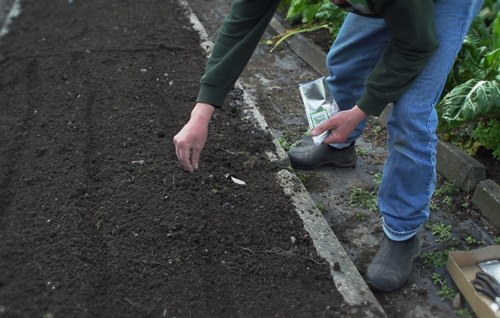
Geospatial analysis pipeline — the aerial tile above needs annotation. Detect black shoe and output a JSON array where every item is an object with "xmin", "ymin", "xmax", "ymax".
[
  {"xmin": 365, "ymin": 235, "xmax": 420, "ymax": 292},
  {"xmin": 287, "ymin": 142, "xmax": 357, "ymax": 170}
]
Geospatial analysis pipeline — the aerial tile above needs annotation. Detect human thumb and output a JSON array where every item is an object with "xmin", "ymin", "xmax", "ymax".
[{"xmin": 311, "ymin": 124, "xmax": 326, "ymax": 136}]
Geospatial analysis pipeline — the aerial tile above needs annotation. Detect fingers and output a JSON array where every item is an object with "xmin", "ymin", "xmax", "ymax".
[
  {"xmin": 312, "ymin": 115, "xmax": 338, "ymax": 137},
  {"xmin": 180, "ymin": 146, "xmax": 194, "ymax": 173},
  {"xmin": 190, "ymin": 145, "xmax": 201, "ymax": 171},
  {"xmin": 311, "ymin": 122, "xmax": 328, "ymax": 137},
  {"xmin": 179, "ymin": 144, "xmax": 194, "ymax": 173},
  {"xmin": 173, "ymin": 136, "xmax": 195, "ymax": 173},
  {"xmin": 323, "ymin": 131, "xmax": 347, "ymax": 145}
]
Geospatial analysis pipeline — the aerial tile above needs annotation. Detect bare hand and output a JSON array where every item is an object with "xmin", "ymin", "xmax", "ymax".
[
  {"xmin": 311, "ymin": 106, "xmax": 367, "ymax": 144},
  {"xmin": 173, "ymin": 103, "xmax": 215, "ymax": 173}
]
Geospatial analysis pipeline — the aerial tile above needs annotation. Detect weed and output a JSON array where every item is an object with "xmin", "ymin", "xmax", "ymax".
[
  {"xmin": 464, "ymin": 235, "xmax": 482, "ymax": 246},
  {"xmin": 373, "ymin": 172, "xmax": 383, "ymax": 186},
  {"xmin": 357, "ymin": 212, "xmax": 368, "ymax": 222},
  {"xmin": 442, "ymin": 196, "xmax": 454, "ymax": 206},
  {"xmin": 356, "ymin": 147, "xmax": 369, "ymax": 157},
  {"xmin": 432, "ymin": 272, "xmax": 457, "ymax": 302},
  {"xmin": 432, "ymin": 181, "xmax": 460, "ymax": 209},
  {"xmin": 427, "ymin": 222, "xmax": 453, "ymax": 242},
  {"xmin": 315, "ymin": 202, "xmax": 327, "ymax": 215},
  {"xmin": 297, "ymin": 173, "xmax": 307, "ymax": 183},
  {"xmin": 495, "ymin": 237, "xmax": 500, "ymax": 244},
  {"xmin": 423, "ymin": 250, "xmax": 451, "ymax": 268},
  {"xmin": 278, "ymin": 136, "xmax": 298, "ymax": 152},
  {"xmin": 432, "ymin": 272, "xmax": 442, "ymax": 285},
  {"xmin": 349, "ymin": 187, "xmax": 378, "ymax": 211},
  {"xmin": 373, "ymin": 124, "xmax": 383, "ymax": 134},
  {"xmin": 349, "ymin": 173, "xmax": 382, "ymax": 212},
  {"xmin": 438, "ymin": 285, "xmax": 457, "ymax": 301},
  {"xmin": 430, "ymin": 199, "xmax": 438, "ymax": 210},
  {"xmin": 455, "ymin": 308, "xmax": 474, "ymax": 318},
  {"xmin": 297, "ymin": 172, "xmax": 319, "ymax": 186},
  {"xmin": 434, "ymin": 181, "xmax": 460, "ymax": 197}
]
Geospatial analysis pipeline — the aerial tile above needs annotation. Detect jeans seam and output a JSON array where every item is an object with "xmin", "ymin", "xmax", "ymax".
[{"xmin": 424, "ymin": 0, "xmax": 473, "ymax": 210}]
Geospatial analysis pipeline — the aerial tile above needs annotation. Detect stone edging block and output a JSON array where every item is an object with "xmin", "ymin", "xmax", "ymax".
[
  {"xmin": 437, "ymin": 140, "xmax": 486, "ymax": 192},
  {"xmin": 473, "ymin": 180, "xmax": 500, "ymax": 229}
]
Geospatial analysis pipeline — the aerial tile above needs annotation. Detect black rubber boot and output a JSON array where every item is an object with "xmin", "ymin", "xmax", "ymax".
[
  {"xmin": 287, "ymin": 142, "xmax": 357, "ymax": 170},
  {"xmin": 364, "ymin": 235, "xmax": 420, "ymax": 292}
]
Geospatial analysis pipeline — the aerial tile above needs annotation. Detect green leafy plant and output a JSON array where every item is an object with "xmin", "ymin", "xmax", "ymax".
[
  {"xmin": 349, "ymin": 187, "xmax": 378, "ymax": 211},
  {"xmin": 278, "ymin": 136, "xmax": 298, "ymax": 151},
  {"xmin": 473, "ymin": 119, "xmax": 500, "ymax": 158},
  {"xmin": 349, "ymin": 174, "xmax": 382, "ymax": 211},
  {"xmin": 423, "ymin": 250, "xmax": 450, "ymax": 268},
  {"xmin": 315, "ymin": 201, "xmax": 327, "ymax": 214},
  {"xmin": 438, "ymin": 9, "xmax": 500, "ymax": 159},
  {"xmin": 434, "ymin": 181, "xmax": 460, "ymax": 196},
  {"xmin": 438, "ymin": 285, "xmax": 457, "ymax": 302},
  {"xmin": 465, "ymin": 235, "xmax": 483, "ymax": 246},
  {"xmin": 432, "ymin": 180, "xmax": 460, "ymax": 208},
  {"xmin": 357, "ymin": 212, "xmax": 368, "ymax": 221},
  {"xmin": 432, "ymin": 272, "xmax": 457, "ymax": 301},
  {"xmin": 427, "ymin": 223, "xmax": 453, "ymax": 242},
  {"xmin": 456, "ymin": 308, "xmax": 474, "ymax": 318},
  {"xmin": 268, "ymin": 0, "xmax": 346, "ymax": 52}
]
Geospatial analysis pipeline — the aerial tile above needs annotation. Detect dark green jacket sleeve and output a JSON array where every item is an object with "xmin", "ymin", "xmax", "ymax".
[
  {"xmin": 197, "ymin": 0, "xmax": 281, "ymax": 107},
  {"xmin": 358, "ymin": 0, "xmax": 439, "ymax": 116}
]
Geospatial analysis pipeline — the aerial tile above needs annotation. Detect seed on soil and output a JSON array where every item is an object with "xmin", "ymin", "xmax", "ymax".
[{"xmin": 290, "ymin": 236, "xmax": 296, "ymax": 244}]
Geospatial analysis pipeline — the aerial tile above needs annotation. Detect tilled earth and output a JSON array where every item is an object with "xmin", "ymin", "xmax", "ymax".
[{"xmin": 0, "ymin": 1, "xmax": 350, "ymax": 317}]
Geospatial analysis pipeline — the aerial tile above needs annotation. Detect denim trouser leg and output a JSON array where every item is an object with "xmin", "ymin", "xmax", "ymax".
[
  {"xmin": 380, "ymin": 0, "xmax": 484, "ymax": 241},
  {"xmin": 325, "ymin": 13, "xmax": 390, "ymax": 148},
  {"xmin": 325, "ymin": 0, "xmax": 484, "ymax": 240}
]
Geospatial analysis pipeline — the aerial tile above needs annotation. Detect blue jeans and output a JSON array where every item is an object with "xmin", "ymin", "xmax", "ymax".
[{"xmin": 325, "ymin": 0, "xmax": 484, "ymax": 241}]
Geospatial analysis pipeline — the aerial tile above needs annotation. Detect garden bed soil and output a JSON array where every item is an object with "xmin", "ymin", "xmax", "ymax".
[{"xmin": 0, "ymin": 1, "xmax": 350, "ymax": 317}]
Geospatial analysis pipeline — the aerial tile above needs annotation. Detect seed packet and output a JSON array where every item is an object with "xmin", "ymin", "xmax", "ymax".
[{"xmin": 299, "ymin": 77, "xmax": 340, "ymax": 145}]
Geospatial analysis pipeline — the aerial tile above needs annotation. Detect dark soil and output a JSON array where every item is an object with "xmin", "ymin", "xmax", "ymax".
[{"xmin": 0, "ymin": 1, "xmax": 346, "ymax": 317}]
